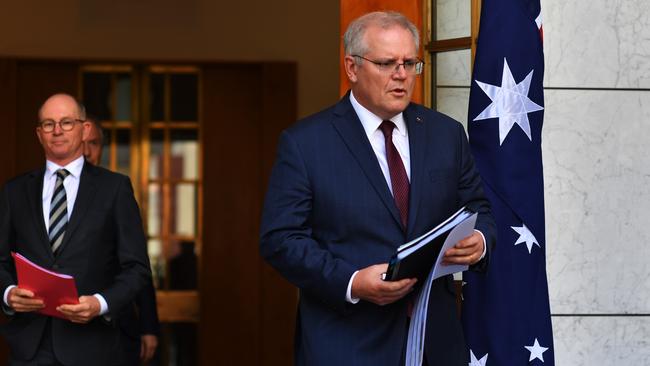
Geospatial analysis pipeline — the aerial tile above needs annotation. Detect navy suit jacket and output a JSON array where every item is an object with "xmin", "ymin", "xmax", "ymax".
[
  {"xmin": 118, "ymin": 280, "xmax": 160, "ymax": 365},
  {"xmin": 0, "ymin": 162, "xmax": 151, "ymax": 366},
  {"xmin": 260, "ymin": 94, "xmax": 496, "ymax": 366}
]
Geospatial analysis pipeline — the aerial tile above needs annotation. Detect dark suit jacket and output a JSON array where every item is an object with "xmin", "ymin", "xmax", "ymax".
[
  {"xmin": 118, "ymin": 281, "xmax": 160, "ymax": 366},
  {"xmin": 260, "ymin": 94, "xmax": 496, "ymax": 366},
  {"xmin": 0, "ymin": 162, "xmax": 151, "ymax": 366}
]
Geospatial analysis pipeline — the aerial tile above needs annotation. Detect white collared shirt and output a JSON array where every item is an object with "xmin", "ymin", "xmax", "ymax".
[
  {"xmin": 349, "ymin": 91, "xmax": 411, "ymax": 193},
  {"xmin": 42, "ymin": 155, "xmax": 85, "ymax": 227}
]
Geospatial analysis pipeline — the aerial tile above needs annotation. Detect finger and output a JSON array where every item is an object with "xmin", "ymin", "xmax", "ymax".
[
  {"xmin": 446, "ymin": 243, "xmax": 480, "ymax": 257},
  {"xmin": 12, "ymin": 288, "xmax": 36, "ymax": 298},
  {"xmin": 11, "ymin": 296, "xmax": 44, "ymax": 306},
  {"xmin": 11, "ymin": 304, "xmax": 44, "ymax": 312},
  {"xmin": 140, "ymin": 342, "xmax": 146, "ymax": 360},
  {"xmin": 59, "ymin": 303, "xmax": 89, "ymax": 313},
  {"xmin": 378, "ymin": 278, "xmax": 416, "ymax": 294},
  {"xmin": 145, "ymin": 346, "xmax": 155, "ymax": 361}
]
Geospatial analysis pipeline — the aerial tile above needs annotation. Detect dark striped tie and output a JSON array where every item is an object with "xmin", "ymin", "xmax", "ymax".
[
  {"xmin": 49, "ymin": 169, "xmax": 70, "ymax": 254},
  {"xmin": 379, "ymin": 121, "xmax": 410, "ymax": 230}
]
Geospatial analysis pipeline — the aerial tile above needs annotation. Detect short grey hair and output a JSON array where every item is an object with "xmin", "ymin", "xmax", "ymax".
[{"xmin": 343, "ymin": 11, "xmax": 420, "ymax": 62}]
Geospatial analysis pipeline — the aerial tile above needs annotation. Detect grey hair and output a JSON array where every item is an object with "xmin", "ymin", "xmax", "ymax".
[{"xmin": 343, "ymin": 11, "xmax": 420, "ymax": 63}]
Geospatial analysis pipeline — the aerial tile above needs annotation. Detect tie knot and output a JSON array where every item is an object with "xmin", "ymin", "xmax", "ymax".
[
  {"xmin": 56, "ymin": 169, "xmax": 70, "ymax": 180},
  {"xmin": 379, "ymin": 120, "xmax": 396, "ymax": 139}
]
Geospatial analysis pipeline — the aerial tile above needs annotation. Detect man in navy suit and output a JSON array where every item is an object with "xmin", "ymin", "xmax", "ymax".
[
  {"xmin": 260, "ymin": 11, "xmax": 496, "ymax": 366},
  {"xmin": 0, "ymin": 94, "xmax": 150, "ymax": 365}
]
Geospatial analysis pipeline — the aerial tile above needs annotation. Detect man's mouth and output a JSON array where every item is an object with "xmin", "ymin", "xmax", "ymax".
[{"xmin": 390, "ymin": 88, "xmax": 406, "ymax": 97}]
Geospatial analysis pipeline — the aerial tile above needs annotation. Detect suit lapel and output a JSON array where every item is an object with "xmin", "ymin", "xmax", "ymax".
[
  {"xmin": 404, "ymin": 105, "xmax": 426, "ymax": 239},
  {"xmin": 56, "ymin": 162, "xmax": 98, "ymax": 255},
  {"xmin": 26, "ymin": 168, "xmax": 52, "ymax": 257},
  {"xmin": 330, "ymin": 95, "xmax": 403, "ymax": 229}
]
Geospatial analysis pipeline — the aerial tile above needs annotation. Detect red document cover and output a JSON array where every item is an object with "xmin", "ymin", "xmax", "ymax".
[{"xmin": 11, "ymin": 252, "xmax": 79, "ymax": 319}]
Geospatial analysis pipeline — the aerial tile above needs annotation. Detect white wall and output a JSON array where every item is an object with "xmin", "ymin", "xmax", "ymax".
[{"xmin": 543, "ymin": 0, "xmax": 650, "ymax": 364}]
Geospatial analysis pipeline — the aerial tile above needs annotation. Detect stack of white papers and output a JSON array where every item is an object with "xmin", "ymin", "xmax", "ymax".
[{"xmin": 404, "ymin": 212, "xmax": 478, "ymax": 366}]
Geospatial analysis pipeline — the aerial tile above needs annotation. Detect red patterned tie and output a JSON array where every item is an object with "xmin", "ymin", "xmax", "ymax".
[{"xmin": 379, "ymin": 121, "xmax": 409, "ymax": 230}]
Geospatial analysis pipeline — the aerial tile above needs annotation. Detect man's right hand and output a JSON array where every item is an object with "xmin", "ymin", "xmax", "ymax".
[
  {"xmin": 351, "ymin": 263, "xmax": 417, "ymax": 306},
  {"xmin": 7, "ymin": 287, "xmax": 44, "ymax": 312}
]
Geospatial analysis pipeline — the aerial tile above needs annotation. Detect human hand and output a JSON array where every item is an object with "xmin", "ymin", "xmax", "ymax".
[
  {"xmin": 56, "ymin": 295, "xmax": 101, "ymax": 323},
  {"xmin": 140, "ymin": 334, "xmax": 158, "ymax": 362},
  {"xmin": 443, "ymin": 231, "xmax": 484, "ymax": 265},
  {"xmin": 351, "ymin": 263, "xmax": 417, "ymax": 306},
  {"xmin": 7, "ymin": 287, "xmax": 44, "ymax": 312}
]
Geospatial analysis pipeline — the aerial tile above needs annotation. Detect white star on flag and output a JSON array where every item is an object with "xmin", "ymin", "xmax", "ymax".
[
  {"xmin": 469, "ymin": 349, "xmax": 488, "ymax": 366},
  {"xmin": 525, "ymin": 338, "xmax": 549, "ymax": 362},
  {"xmin": 473, "ymin": 58, "xmax": 544, "ymax": 145},
  {"xmin": 511, "ymin": 223, "xmax": 540, "ymax": 254}
]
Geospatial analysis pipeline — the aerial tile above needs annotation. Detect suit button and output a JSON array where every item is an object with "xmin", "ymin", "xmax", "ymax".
[{"xmin": 52, "ymin": 264, "xmax": 60, "ymax": 270}]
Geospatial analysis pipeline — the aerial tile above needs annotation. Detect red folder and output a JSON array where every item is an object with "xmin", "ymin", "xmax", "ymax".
[{"xmin": 11, "ymin": 252, "xmax": 79, "ymax": 319}]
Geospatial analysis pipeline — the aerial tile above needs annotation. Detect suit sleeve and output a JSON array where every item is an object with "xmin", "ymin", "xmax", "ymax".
[
  {"xmin": 0, "ymin": 184, "xmax": 16, "ymax": 297},
  {"xmin": 455, "ymin": 124, "xmax": 497, "ymax": 272},
  {"xmin": 101, "ymin": 176, "xmax": 152, "ymax": 315},
  {"xmin": 260, "ymin": 131, "xmax": 356, "ymax": 313},
  {"xmin": 137, "ymin": 279, "xmax": 160, "ymax": 336}
]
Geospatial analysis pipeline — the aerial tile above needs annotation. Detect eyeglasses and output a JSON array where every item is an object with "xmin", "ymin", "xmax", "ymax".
[
  {"xmin": 38, "ymin": 118, "xmax": 84, "ymax": 133},
  {"xmin": 352, "ymin": 55, "xmax": 425, "ymax": 75}
]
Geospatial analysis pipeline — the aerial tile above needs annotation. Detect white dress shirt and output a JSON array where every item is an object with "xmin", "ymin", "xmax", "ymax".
[{"xmin": 4, "ymin": 155, "xmax": 109, "ymax": 315}]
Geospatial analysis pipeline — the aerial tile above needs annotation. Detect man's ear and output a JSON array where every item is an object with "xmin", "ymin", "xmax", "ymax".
[
  {"xmin": 344, "ymin": 55, "xmax": 359, "ymax": 84},
  {"xmin": 35, "ymin": 128, "xmax": 43, "ymax": 145},
  {"xmin": 81, "ymin": 121, "xmax": 91, "ymax": 142}
]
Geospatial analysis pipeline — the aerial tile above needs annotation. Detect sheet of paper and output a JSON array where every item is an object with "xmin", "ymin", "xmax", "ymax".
[{"xmin": 430, "ymin": 212, "xmax": 477, "ymax": 280}]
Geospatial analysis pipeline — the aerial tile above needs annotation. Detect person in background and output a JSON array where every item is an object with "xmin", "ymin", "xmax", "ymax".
[{"xmin": 84, "ymin": 117, "xmax": 160, "ymax": 365}]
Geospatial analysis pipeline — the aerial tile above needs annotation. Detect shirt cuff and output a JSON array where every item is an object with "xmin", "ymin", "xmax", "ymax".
[
  {"xmin": 93, "ymin": 294, "xmax": 109, "ymax": 316},
  {"xmin": 3, "ymin": 285, "xmax": 16, "ymax": 307},
  {"xmin": 346, "ymin": 270, "xmax": 360, "ymax": 304},
  {"xmin": 475, "ymin": 229, "xmax": 487, "ymax": 260}
]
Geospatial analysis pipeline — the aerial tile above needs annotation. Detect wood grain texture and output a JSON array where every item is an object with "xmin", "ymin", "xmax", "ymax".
[{"xmin": 339, "ymin": 0, "xmax": 424, "ymax": 104}]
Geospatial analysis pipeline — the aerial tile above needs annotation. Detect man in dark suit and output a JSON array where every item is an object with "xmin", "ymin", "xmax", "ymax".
[
  {"xmin": 84, "ymin": 117, "xmax": 160, "ymax": 365},
  {"xmin": 260, "ymin": 11, "xmax": 496, "ymax": 366},
  {"xmin": 0, "ymin": 93, "xmax": 151, "ymax": 365}
]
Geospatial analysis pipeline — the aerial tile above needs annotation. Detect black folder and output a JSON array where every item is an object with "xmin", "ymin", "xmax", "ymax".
[{"xmin": 384, "ymin": 207, "xmax": 475, "ymax": 281}]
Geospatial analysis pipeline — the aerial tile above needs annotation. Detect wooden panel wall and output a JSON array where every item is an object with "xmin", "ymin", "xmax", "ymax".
[
  {"xmin": 0, "ymin": 59, "xmax": 79, "ymax": 365},
  {"xmin": 0, "ymin": 60, "xmax": 17, "ymax": 186},
  {"xmin": 339, "ymin": 0, "xmax": 424, "ymax": 103},
  {"xmin": 200, "ymin": 62, "xmax": 297, "ymax": 366}
]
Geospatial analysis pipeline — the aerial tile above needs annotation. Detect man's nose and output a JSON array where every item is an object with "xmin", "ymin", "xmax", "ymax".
[{"xmin": 392, "ymin": 64, "xmax": 408, "ymax": 79}]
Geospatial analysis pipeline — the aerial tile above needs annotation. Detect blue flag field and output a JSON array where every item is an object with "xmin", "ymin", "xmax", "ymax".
[{"xmin": 462, "ymin": 0, "xmax": 554, "ymax": 365}]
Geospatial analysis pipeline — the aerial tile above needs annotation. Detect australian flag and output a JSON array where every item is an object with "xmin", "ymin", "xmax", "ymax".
[{"xmin": 462, "ymin": 0, "xmax": 554, "ymax": 365}]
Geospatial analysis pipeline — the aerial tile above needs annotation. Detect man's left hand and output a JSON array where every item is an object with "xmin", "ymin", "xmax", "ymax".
[
  {"xmin": 56, "ymin": 295, "xmax": 101, "ymax": 323},
  {"xmin": 140, "ymin": 334, "xmax": 158, "ymax": 362},
  {"xmin": 443, "ymin": 231, "xmax": 484, "ymax": 265}
]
